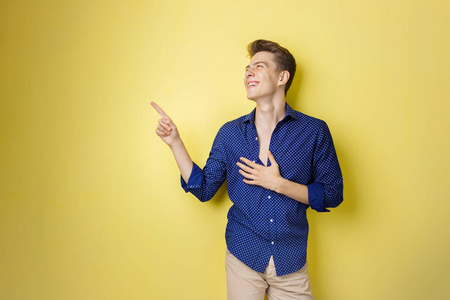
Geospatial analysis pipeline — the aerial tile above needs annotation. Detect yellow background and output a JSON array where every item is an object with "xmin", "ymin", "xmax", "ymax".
[{"xmin": 1, "ymin": 1, "xmax": 449, "ymax": 299}]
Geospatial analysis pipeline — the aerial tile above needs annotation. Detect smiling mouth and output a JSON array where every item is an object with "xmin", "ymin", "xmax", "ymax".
[{"xmin": 247, "ymin": 81, "xmax": 260, "ymax": 87}]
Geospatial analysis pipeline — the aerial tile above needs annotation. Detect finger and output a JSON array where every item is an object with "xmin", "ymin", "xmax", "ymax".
[
  {"xmin": 157, "ymin": 125, "xmax": 171, "ymax": 136},
  {"xmin": 236, "ymin": 162, "xmax": 254, "ymax": 173},
  {"xmin": 161, "ymin": 117, "xmax": 176, "ymax": 129},
  {"xmin": 240, "ymin": 157, "xmax": 259, "ymax": 168},
  {"xmin": 268, "ymin": 151, "xmax": 278, "ymax": 166},
  {"xmin": 243, "ymin": 179, "xmax": 257, "ymax": 185},
  {"xmin": 151, "ymin": 102, "xmax": 170, "ymax": 118},
  {"xmin": 156, "ymin": 128, "xmax": 170, "ymax": 137},
  {"xmin": 239, "ymin": 169, "xmax": 255, "ymax": 180},
  {"xmin": 157, "ymin": 124, "xmax": 170, "ymax": 133},
  {"xmin": 158, "ymin": 119, "xmax": 172, "ymax": 131}
]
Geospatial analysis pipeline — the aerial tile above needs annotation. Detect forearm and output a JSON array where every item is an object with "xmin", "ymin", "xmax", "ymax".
[
  {"xmin": 151, "ymin": 101, "xmax": 193, "ymax": 182},
  {"xmin": 275, "ymin": 178, "xmax": 309, "ymax": 205},
  {"xmin": 169, "ymin": 139, "xmax": 193, "ymax": 184}
]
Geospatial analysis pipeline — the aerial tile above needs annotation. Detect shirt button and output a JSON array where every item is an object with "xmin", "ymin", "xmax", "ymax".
[
  {"xmin": 268, "ymin": 196, "xmax": 271, "ymax": 199},
  {"xmin": 255, "ymin": 137, "xmax": 258, "ymax": 140},
  {"xmin": 270, "ymin": 219, "xmax": 274, "ymax": 222},
  {"xmin": 271, "ymin": 241, "xmax": 274, "ymax": 245}
]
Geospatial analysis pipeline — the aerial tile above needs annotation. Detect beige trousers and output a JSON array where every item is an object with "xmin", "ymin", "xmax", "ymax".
[{"xmin": 225, "ymin": 248, "xmax": 314, "ymax": 300}]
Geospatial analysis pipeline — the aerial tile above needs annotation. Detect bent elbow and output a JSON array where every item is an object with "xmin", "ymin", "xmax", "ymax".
[
  {"xmin": 327, "ymin": 194, "xmax": 343, "ymax": 208},
  {"xmin": 324, "ymin": 184, "xmax": 343, "ymax": 208}
]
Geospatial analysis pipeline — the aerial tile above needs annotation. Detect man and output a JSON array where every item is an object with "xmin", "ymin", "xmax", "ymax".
[{"xmin": 151, "ymin": 39, "xmax": 343, "ymax": 300}]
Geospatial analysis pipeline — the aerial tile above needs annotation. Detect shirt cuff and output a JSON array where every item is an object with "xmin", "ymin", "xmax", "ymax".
[
  {"xmin": 181, "ymin": 162, "xmax": 204, "ymax": 192},
  {"xmin": 308, "ymin": 182, "xmax": 330, "ymax": 212}
]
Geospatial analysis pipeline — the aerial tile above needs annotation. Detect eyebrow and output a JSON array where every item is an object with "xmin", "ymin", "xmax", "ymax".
[{"xmin": 245, "ymin": 61, "xmax": 268, "ymax": 70}]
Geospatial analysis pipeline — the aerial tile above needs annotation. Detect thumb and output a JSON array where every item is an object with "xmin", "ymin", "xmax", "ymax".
[
  {"xmin": 160, "ymin": 116, "xmax": 176, "ymax": 127},
  {"xmin": 268, "ymin": 151, "xmax": 278, "ymax": 166},
  {"xmin": 166, "ymin": 117, "xmax": 176, "ymax": 128}
]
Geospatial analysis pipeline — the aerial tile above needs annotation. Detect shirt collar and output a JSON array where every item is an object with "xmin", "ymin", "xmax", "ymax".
[{"xmin": 243, "ymin": 102, "xmax": 299, "ymax": 125}]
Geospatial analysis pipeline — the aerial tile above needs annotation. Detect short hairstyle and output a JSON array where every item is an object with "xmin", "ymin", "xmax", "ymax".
[{"xmin": 247, "ymin": 39, "xmax": 296, "ymax": 95}]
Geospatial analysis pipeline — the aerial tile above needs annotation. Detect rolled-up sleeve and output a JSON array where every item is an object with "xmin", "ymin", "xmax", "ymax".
[
  {"xmin": 308, "ymin": 121, "xmax": 343, "ymax": 212},
  {"xmin": 180, "ymin": 127, "xmax": 227, "ymax": 202},
  {"xmin": 181, "ymin": 162, "xmax": 204, "ymax": 192}
]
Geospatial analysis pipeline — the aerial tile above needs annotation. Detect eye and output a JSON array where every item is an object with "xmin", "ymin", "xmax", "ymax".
[{"xmin": 257, "ymin": 64, "xmax": 263, "ymax": 68}]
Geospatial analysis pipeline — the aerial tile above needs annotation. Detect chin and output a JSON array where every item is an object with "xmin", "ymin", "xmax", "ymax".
[{"xmin": 246, "ymin": 92, "xmax": 257, "ymax": 101}]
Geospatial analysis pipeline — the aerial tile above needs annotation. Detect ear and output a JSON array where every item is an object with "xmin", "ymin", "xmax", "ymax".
[{"xmin": 278, "ymin": 71, "xmax": 290, "ymax": 86}]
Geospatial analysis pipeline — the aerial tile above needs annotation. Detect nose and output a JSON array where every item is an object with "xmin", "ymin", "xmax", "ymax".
[{"xmin": 245, "ymin": 67, "xmax": 255, "ymax": 78}]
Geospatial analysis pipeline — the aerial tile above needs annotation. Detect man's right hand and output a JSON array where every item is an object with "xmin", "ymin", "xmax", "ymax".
[
  {"xmin": 150, "ymin": 101, "xmax": 193, "ymax": 184},
  {"xmin": 151, "ymin": 102, "xmax": 181, "ymax": 147}
]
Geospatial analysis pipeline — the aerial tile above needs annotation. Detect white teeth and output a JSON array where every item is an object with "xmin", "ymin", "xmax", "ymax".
[{"xmin": 248, "ymin": 82, "xmax": 258, "ymax": 87}]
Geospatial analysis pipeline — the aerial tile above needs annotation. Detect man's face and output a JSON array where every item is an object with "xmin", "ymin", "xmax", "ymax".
[{"xmin": 244, "ymin": 51, "xmax": 283, "ymax": 101}]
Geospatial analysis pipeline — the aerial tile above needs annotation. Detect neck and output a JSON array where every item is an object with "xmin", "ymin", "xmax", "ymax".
[{"xmin": 254, "ymin": 96, "xmax": 286, "ymax": 129}]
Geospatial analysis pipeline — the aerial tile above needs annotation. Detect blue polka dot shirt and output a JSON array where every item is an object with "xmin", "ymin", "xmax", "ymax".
[{"xmin": 181, "ymin": 103, "xmax": 343, "ymax": 276}]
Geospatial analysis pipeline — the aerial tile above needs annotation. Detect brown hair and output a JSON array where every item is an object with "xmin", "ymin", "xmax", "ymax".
[{"xmin": 247, "ymin": 39, "xmax": 296, "ymax": 95}]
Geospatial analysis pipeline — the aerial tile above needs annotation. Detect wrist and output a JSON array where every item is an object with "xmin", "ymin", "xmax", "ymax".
[
  {"xmin": 274, "ymin": 176, "xmax": 285, "ymax": 193},
  {"xmin": 168, "ymin": 138, "xmax": 183, "ymax": 149}
]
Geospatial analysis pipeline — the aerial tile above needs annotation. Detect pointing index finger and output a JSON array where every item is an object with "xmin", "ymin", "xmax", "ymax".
[{"xmin": 151, "ymin": 101, "xmax": 170, "ymax": 118}]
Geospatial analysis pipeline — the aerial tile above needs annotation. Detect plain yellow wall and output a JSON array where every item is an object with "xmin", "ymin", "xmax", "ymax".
[{"xmin": 1, "ymin": 1, "xmax": 449, "ymax": 299}]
